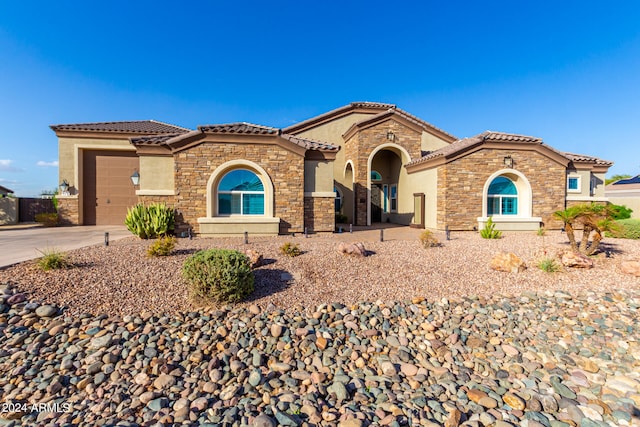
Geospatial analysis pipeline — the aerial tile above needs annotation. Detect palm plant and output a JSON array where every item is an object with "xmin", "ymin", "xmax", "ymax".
[{"xmin": 554, "ymin": 203, "xmax": 617, "ymax": 255}]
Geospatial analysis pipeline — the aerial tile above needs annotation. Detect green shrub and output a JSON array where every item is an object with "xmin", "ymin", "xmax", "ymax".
[
  {"xmin": 125, "ymin": 203, "xmax": 175, "ymax": 239},
  {"xmin": 335, "ymin": 213, "xmax": 348, "ymax": 224},
  {"xmin": 35, "ymin": 212, "xmax": 59, "ymax": 227},
  {"xmin": 609, "ymin": 219, "xmax": 640, "ymax": 239},
  {"xmin": 147, "ymin": 236, "xmax": 176, "ymax": 257},
  {"xmin": 419, "ymin": 230, "xmax": 440, "ymax": 248},
  {"xmin": 280, "ymin": 242, "xmax": 302, "ymax": 257},
  {"xmin": 183, "ymin": 249, "xmax": 254, "ymax": 304},
  {"xmin": 480, "ymin": 217, "xmax": 502, "ymax": 239},
  {"xmin": 537, "ymin": 227, "xmax": 546, "ymax": 236},
  {"xmin": 37, "ymin": 247, "xmax": 70, "ymax": 271},
  {"xmin": 537, "ymin": 257, "xmax": 561, "ymax": 273},
  {"xmin": 609, "ymin": 204, "xmax": 633, "ymax": 220}
]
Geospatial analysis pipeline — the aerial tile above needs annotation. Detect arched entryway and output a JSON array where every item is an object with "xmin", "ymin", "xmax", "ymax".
[{"xmin": 367, "ymin": 144, "xmax": 411, "ymax": 225}]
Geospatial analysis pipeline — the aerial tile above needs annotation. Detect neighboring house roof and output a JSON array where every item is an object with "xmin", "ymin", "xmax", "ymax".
[
  {"xmin": 198, "ymin": 122, "xmax": 279, "ymax": 135},
  {"xmin": 611, "ymin": 175, "xmax": 640, "ymax": 185},
  {"xmin": 0, "ymin": 185, "xmax": 14, "ymax": 194},
  {"xmin": 50, "ymin": 120, "xmax": 190, "ymax": 135}
]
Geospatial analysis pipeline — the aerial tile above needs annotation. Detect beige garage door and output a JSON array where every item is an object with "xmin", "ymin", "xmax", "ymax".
[{"xmin": 83, "ymin": 150, "xmax": 139, "ymax": 225}]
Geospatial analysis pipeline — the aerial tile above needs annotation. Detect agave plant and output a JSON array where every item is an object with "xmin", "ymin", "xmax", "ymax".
[{"xmin": 125, "ymin": 203, "xmax": 175, "ymax": 239}]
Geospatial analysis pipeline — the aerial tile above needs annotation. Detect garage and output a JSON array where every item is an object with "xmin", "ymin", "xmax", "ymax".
[{"xmin": 83, "ymin": 150, "xmax": 139, "ymax": 225}]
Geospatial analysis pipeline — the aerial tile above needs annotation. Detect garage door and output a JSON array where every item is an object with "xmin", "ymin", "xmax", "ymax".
[{"xmin": 83, "ymin": 150, "xmax": 139, "ymax": 225}]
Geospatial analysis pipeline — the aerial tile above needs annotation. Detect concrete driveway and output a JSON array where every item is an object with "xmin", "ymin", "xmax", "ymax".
[{"xmin": 0, "ymin": 225, "xmax": 131, "ymax": 268}]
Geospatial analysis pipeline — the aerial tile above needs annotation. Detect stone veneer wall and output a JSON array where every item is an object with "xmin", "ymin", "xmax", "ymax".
[
  {"xmin": 173, "ymin": 142, "xmax": 305, "ymax": 235},
  {"xmin": 57, "ymin": 197, "xmax": 79, "ymax": 225},
  {"xmin": 438, "ymin": 149, "xmax": 566, "ymax": 230},
  {"xmin": 345, "ymin": 120, "xmax": 423, "ymax": 225},
  {"xmin": 304, "ymin": 196, "xmax": 335, "ymax": 233}
]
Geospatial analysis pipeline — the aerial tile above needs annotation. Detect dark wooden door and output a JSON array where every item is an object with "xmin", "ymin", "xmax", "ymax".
[{"xmin": 83, "ymin": 150, "xmax": 139, "ymax": 225}]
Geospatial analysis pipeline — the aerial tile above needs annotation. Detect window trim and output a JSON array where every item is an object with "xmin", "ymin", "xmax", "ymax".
[
  {"xmin": 217, "ymin": 169, "xmax": 265, "ymax": 216},
  {"xmin": 334, "ymin": 186, "xmax": 343, "ymax": 212},
  {"xmin": 371, "ymin": 170, "xmax": 382, "ymax": 182},
  {"xmin": 382, "ymin": 184, "xmax": 389, "ymax": 213},
  {"xmin": 487, "ymin": 176, "xmax": 518, "ymax": 216},
  {"xmin": 567, "ymin": 175, "xmax": 581, "ymax": 193}
]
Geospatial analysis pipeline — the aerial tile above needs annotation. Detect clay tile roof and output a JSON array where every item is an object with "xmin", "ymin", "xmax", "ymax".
[
  {"xmin": 358, "ymin": 107, "xmax": 458, "ymax": 141},
  {"xmin": 198, "ymin": 122, "xmax": 279, "ymax": 134},
  {"xmin": 280, "ymin": 134, "xmax": 340, "ymax": 152},
  {"xmin": 50, "ymin": 120, "xmax": 190, "ymax": 134},
  {"xmin": 564, "ymin": 152, "xmax": 613, "ymax": 166},
  {"xmin": 406, "ymin": 131, "xmax": 544, "ymax": 167},
  {"xmin": 350, "ymin": 101, "xmax": 396, "ymax": 109},
  {"xmin": 130, "ymin": 134, "xmax": 182, "ymax": 145}
]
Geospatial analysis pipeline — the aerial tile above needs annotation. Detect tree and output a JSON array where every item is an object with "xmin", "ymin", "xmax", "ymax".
[
  {"xmin": 554, "ymin": 203, "xmax": 618, "ymax": 255},
  {"xmin": 605, "ymin": 174, "xmax": 632, "ymax": 185}
]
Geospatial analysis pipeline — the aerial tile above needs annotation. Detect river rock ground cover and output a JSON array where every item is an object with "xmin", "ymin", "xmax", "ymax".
[{"xmin": 0, "ymin": 231, "xmax": 639, "ymax": 426}]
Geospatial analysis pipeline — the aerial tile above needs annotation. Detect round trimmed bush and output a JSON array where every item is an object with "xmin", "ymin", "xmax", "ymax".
[{"xmin": 182, "ymin": 249, "xmax": 254, "ymax": 304}]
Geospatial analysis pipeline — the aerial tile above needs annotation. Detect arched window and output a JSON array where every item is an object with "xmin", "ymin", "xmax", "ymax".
[
  {"xmin": 217, "ymin": 169, "xmax": 265, "ymax": 215},
  {"xmin": 487, "ymin": 176, "xmax": 517, "ymax": 215},
  {"xmin": 371, "ymin": 170, "xmax": 382, "ymax": 182}
]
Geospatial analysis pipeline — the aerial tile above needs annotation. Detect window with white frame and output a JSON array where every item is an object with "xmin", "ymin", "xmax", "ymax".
[
  {"xmin": 334, "ymin": 186, "xmax": 342, "ymax": 212},
  {"xmin": 217, "ymin": 169, "xmax": 265, "ymax": 215},
  {"xmin": 383, "ymin": 184, "xmax": 388, "ymax": 213},
  {"xmin": 567, "ymin": 175, "xmax": 581, "ymax": 192},
  {"xmin": 487, "ymin": 176, "xmax": 518, "ymax": 215}
]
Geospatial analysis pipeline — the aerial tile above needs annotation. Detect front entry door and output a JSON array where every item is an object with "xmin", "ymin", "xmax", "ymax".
[{"xmin": 371, "ymin": 184, "xmax": 382, "ymax": 222}]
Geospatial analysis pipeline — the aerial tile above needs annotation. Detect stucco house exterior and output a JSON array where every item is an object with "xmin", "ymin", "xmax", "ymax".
[
  {"xmin": 605, "ymin": 175, "xmax": 640, "ymax": 219},
  {"xmin": 52, "ymin": 102, "xmax": 612, "ymax": 236}
]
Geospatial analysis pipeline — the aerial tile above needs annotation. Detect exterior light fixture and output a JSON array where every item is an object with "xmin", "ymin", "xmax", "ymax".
[
  {"xmin": 130, "ymin": 170, "xmax": 140, "ymax": 186},
  {"xmin": 387, "ymin": 131, "xmax": 395, "ymax": 141},
  {"xmin": 504, "ymin": 156, "xmax": 513, "ymax": 168},
  {"xmin": 59, "ymin": 179, "xmax": 69, "ymax": 194}
]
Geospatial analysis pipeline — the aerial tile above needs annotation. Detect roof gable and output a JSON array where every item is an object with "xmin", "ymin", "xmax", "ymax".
[
  {"xmin": 50, "ymin": 120, "xmax": 190, "ymax": 135},
  {"xmin": 406, "ymin": 131, "xmax": 570, "ymax": 172},
  {"xmin": 342, "ymin": 108, "xmax": 457, "ymax": 142},
  {"xmin": 283, "ymin": 102, "xmax": 395, "ymax": 134}
]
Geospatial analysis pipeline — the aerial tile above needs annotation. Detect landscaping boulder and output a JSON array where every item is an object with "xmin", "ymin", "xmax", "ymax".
[
  {"xmin": 620, "ymin": 260, "xmax": 640, "ymax": 277},
  {"xmin": 244, "ymin": 249, "xmax": 263, "ymax": 268},
  {"xmin": 560, "ymin": 250, "xmax": 594, "ymax": 268},
  {"xmin": 337, "ymin": 242, "xmax": 367, "ymax": 257},
  {"xmin": 490, "ymin": 252, "xmax": 526, "ymax": 273}
]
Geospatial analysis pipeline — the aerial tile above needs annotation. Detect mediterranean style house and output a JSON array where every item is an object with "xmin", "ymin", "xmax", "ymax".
[{"xmin": 52, "ymin": 102, "xmax": 612, "ymax": 236}]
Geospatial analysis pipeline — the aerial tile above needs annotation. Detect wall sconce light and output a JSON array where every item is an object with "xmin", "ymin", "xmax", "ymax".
[
  {"xmin": 130, "ymin": 170, "xmax": 140, "ymax": 186},
  {"xmin": 387, "ymin": 131, "xmax": 395, "ymax": 141},
  {"xmin": 59, "ymin": 179, "xmax": 69, "ymax": 193},
  {"xmin": 504, "ymin": 156, "xmax": 513, "ymax": 168}
]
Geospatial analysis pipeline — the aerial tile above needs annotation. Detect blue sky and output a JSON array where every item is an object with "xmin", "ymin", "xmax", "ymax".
[{"xmin": 1, "ymin": 1, "xmax": 639, "ymax": 196}]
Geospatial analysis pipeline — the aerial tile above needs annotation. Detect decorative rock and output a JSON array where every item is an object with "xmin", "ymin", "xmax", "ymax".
[
  {"xmin": 337, "ymin": 242, "xmax": 368, "ymax": 257},
  {"xmin": 620, "ymin": 260, "xmax": 640, "ymax": 276},
  {"xmin": 153, "ymin": 373, "xmax": 176, "ymax": 389},
  {"xmin": 503, "ymin": 392, "xmax": 526, "ymax": 410},
  {"xmin": 490, "ymin": 252, "xmax": 526, "ymax": 273},
  {"xmin": 252, "ymin": 414, "xmax": 277, "ymax": 427},
  {"xmin": 244, "ymin": 249, "xmax": 264, "ymax": 268},
  {"xmin": 35, "ymin": 305, "xmax": 58, "ymax": 317},
  {"xmin": 560, "ymin": 250, "xmax": 594, "ymax": 268}
]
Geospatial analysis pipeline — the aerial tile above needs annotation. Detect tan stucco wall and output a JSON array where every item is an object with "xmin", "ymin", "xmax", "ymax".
[
  {"xmin": 138, "ymin": 156, "xmax": 175, "ymax": 193},
  {"xmin": 58, "ymin": 137, "xmax": 133, "ymax": 196},
  {"xmin": 421, "ymin": 131, "xmax": 451, "ymax": 152},
  {"xmin": 405, "ymin": 167, "xmax": 439, "ymax": 229},
  {"xmin": 607, "ymin": 196, "xmax": 640, "ymax": 219},
  {"xmin": 0, "ymin": 198, "xmax": 18, "ymax": 225},
  {"xmin": 304, "ymin": 160, "xmax": 334, "ymax": 193}
]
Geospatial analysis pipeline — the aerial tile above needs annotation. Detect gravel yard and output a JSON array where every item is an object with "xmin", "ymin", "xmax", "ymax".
[{"xmin": 1, "ymin": 229, "xmax": 639, "ymax": 317}]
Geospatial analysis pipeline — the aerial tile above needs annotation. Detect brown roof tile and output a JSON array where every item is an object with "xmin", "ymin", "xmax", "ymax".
[
  {"xmin": 283, "ymin": 102, "xmax": 395, "ymax": 134},
  {"xmin": 198, "ymin": 122, "xmax": 278, "ymax": 135},
  {"xmin": 348, "ymin": 108, "xmax": 458, "ymax": 141},
  {"xmin": 130, "ymin": 134, "xmax": 182, "ymax": 145},
  {"xmin": 564, "ymin": 152, "xmax": 613, "ymax": 166},
  {"xmin": 280, "ymin": 134, "xmax": 339, "ymax": 152},
  {"xmin": 50, "ymin": 120, "xmax": 190, "ymax": 134},
  {"xmin": 407, "ymin": 131, "xmax": 544, "ymax": 167}
]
